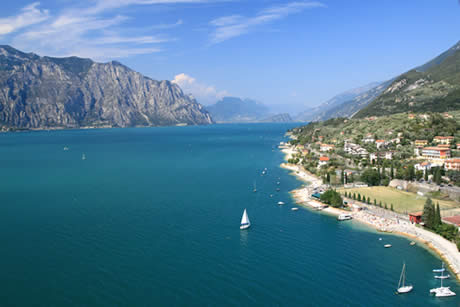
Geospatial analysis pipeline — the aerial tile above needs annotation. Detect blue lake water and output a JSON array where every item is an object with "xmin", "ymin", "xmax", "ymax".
[{"xmin": 0, "ymin": 123, "xmax": 458, "ymax": 306}]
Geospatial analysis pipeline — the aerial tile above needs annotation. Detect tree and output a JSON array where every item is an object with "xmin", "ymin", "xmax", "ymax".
[
  {"xmin": 344, "ymin": 191, "xmax": 348, "ymax": 198},
  {"xmin": 326, "ymin": 172, "xmax": 331, "ymax": 184},
  {"xmin": 422, "ymin": 198, "xmax": 435, "ymax": 229},
  {"xmin": 367, "ymin": 196, "xmax": 371, "ymax": 204},
  {"xmin": 320, "ymin": 189, "xmax": 343, "ymax": 208},
  {"xmin": 353, "ymin": 193, "xmax": 356, "ymax": 200},
  {"xmin": 374, "ymin": 199, "xmax": 377, "ymax": 206},
  {"xmin": 424, "ymin": 169, "xmax": 428, "ymax": 181},
  {"xmin": 344, "ymin": 173, "xmax": 348, "ymax": 184},
  {"xmin": 358, "ymin": 193, "xmax": 361, "ymax": 201},
  {"xmin": 391, "ymin": 204, "xmax": 394, "ymax": 211},
  {"xmin": 434, "ymin": 168, "xmax": 442, "ymax": 185},
  {"xmin": 390, "ymin": 163, "xmax": 394, "ymax": 179},
  {"xmin": 434, "ymin": 203, "xmax": 442, "ymax": 227},
  {"xmin": 361, "ymin": 168, "xmax": 380, "ymax": 186},
  {"xmin": 379, "ymin": 201, "xmax": 382, "ymax": 208},
  {"xmin": 384, "ymin": 203, "xmax": 387, "ymax": 209},
  {"xmin": 341, "ymin": 169, "xmax": 344, "ymax": 184}
]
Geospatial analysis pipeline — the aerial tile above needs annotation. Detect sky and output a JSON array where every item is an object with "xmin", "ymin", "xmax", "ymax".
[{"xmin": 0, "ymin": 0, "xmax": 460, "ymax": 115}]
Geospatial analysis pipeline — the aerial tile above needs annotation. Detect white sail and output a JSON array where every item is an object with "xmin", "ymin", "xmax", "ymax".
[{"xmin": 240, "ymin": 209, "xmax": 250, "ymax": 229}]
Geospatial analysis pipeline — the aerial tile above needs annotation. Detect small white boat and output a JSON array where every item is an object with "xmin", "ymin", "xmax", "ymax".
[
  {"xmin": 270, "ymin": 194, "xmax": 273, "ymax": 198},
  {"xmin": 410, "ymin": 241, "xmax": 416, "ymax": 246},
  {"xmin": 337, "ymin": 214, "xmax": 352, "ymax": 221},
  {"xmin": 379, "ymin": 238, "xmax": 382, "ymax": 241},
  {"xmin": 384, "ymin": 244, "xmax": 392, "ymax": 248},
  {"xmin": 253, "ymin": 181, "xmax": 257, "ymax": 193},
  {"xmin": 81, "ymin": 153, "xmax": 86, "ymax": 160},
  {"xmin": 433, "ymin": 263, "xmax": 446, "ymax": 273},
  {"xmin": 63, "ymin": 146, "xmax": 69, "ymax": 151},
  {"xmin": 435, "ymin": 274, "xmax": 450, "ymax": 279},
  {"xmin": 396, "ymin": 262, "xmax": 413, "ymax": 294},
  {"xmin": 277, "ymin": 182, "xmax": 280, "ymax": 185},
  {"xmin": 291, "ymin": 207, "xmax": 299, "ymax": 211},
  {"xmin": 277, "ymin": 201, "xmax": 285, "ymax": 205},
  {"xmin": 240, "ymin": 209, "xmax": 251, "ymax": 230}
]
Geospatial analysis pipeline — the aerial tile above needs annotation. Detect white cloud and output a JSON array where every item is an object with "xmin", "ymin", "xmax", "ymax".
[
  {"xmin": 3, "ymin": 0, "xmax": 215, "ymax": 60},
  {"xmin": 0, "ymin": 2, "xmax": 49, "ymax": 35},
  {"xmin": 209, "ymin": 1, "xmax": 325, "ymax": 44},
  {"xmin": 172, "ymin": 73, "xmax": 228, "ymax": 104}
]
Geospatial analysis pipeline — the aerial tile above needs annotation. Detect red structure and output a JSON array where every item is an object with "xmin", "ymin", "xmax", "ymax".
[{"xmin": 409, "ymin": 212, "xmax": 423, "ymax": 224}]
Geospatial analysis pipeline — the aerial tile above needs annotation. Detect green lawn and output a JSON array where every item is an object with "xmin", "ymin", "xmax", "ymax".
[{"xmin": 338, "ymin": 186, "xmax": 460, "ymax": 214}]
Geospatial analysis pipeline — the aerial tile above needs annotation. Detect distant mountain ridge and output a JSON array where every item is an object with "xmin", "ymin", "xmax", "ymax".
[
  {"xmin": 0, "ymin": 45, "xmax": 213, "ymax": 130},
  {"xmin": 355, "ymin": 41, "xmax": 460, "ymax": 118},
  {"xmin": 205, "ymin": 97, "xmax": 273, "ymax": 122},
  {"xmin": 296, "ymin": 81, "xmax": 386, "ymax": 122}
]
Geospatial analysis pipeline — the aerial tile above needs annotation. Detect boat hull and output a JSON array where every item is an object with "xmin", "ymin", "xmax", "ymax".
[
  {"xmin": 397, "ymin": 285, "xmax": 413, "ymax": 293},
  {"xmin": 240, "ymin": 224, "xmax": 250, "ymax": 230}
]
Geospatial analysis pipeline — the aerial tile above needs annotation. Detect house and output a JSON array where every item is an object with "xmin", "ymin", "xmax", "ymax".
[
  {"xmin": 433, "ymin": 136, "xmax": 454, "ymax": 145},
  {"xmin": 344, "ymin": 142, "xmax": 368, "ymax": 157},
  {"xmin": 318, "ymin": 136, "xmax": 324, "ymax": 141},
  {"xmin": 320, "ymin": 144, "xmax": 335, "ymax": 152},
  {"xmin": 318, "ymin": 156, "xmax": 330, "ymax": 167},
  {"xmin": 362, "ymin": 134, "xmax": 375, "ymax": 143},
  {"xmin": 408, "ymin": 113, "xmax": 416, "ymax": 119},
  {"xmin": 390, "ymin": 138, "xmax": 401, "ymax": 144},
  {"xmin": 419, "ymin": 114, "xmax": 430, "ymax": 120},
  {"xmin": 369, "ymin": 151, "xmax": 393, "ymax": 161},
  {"xmin": 457, "ymin": 143, "xmax": 460, "ymax": 150},
  {"xmin": 375, "ymin": 140, "xmax": 386, "ymax": 149},
  {"xmin": 397, "ymin": 132, "xmax": 403, "ymax": 138},
  {"xmin": 415, "ymin": 140, "xmax": 428, "ymax": 147},
  {"xmin": 301, "ymin": 149, "xmax": 309, "ymax": 155},
  {"xmin": 421, "ymin": 147, "xmax": 451, "ymax": 161},
  {"xmin": 340, "ymin": 131, "xmax": 345, "ymax": 135},
  {"xmin": 445, "ymin": 159, "xmax": 460, "ymax": 171},
  {"xmin": 409, "ymin": 212, "xmax": 423, "ymax": 224},
  {"xmin": 443, "ymin": 112, "xmax": 453, "ymax": 119},
  {"xmin": 415, "ymin": 161, "xmax": 433, "ymax": 173}
]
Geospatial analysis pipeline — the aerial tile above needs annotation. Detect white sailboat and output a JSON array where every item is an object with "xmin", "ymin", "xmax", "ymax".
[
  {"xmin": 396, "ymin": 262, "xmax": 413, "ymax": 294},
  {"xmin": 253, "ymin": 181, "xmax": 257, "ymax": 193},
  {"xmin": 240, "ymin": 209, "xmax": 251, "ymax": 230},
  {"xmin": 433, "ymin": 262, "xmax": 446, "ymax": 273}
]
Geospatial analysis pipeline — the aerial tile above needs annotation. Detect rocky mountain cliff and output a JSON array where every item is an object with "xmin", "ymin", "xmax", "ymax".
[
  {"xmin": 355, "ymin": 41, "xmax": 460, "ymax": 118},
  {"xmin": 0, "ymin": 45, "xmax": 213, "ymax": 130}
]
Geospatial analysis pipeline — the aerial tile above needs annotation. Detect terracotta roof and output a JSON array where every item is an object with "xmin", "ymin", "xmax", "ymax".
[
  {"xmin": 443, "ymin": 215, "xmax": 460, "ymax": 226},
  {"xmin": 446, "ymin": 159, "xmax": 460, "ymax": 163},
  {"xmin": 409, "ymin": 211, "xmax": 423, "ymax": 217},
  {"xmin": 376, "ymin": 140, "xmax": 385, "ymax": 143},
  {"xmin": 319, "ymin": 156, "xmax": 329, "ymax": 161},
  {"xmin": 434, "ymin": 136, "xmax": 454, "ymax": 139},
  {"xmin": 423, "ymin": 147, "xmax": 450, "ymax": 151}
]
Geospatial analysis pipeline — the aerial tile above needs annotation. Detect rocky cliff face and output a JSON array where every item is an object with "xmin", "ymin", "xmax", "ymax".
[{"xmin": 0, "ymin": 45, "xmax": 213, "ymax": 129}]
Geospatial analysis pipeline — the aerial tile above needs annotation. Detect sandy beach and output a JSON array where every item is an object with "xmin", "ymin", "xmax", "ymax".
[{"xmin": 280, "ymin": 143, "xmax": 460, "ymax": 280}]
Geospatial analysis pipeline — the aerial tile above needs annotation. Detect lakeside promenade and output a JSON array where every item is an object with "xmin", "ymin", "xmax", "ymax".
[{"xmin": 280, "ymin": 145, "xmax": 460, "ymax": 280}]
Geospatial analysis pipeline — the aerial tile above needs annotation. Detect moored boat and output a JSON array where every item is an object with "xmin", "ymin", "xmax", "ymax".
[
  {"xmin": 396, "ymin": 262, "xmax": 413, "ymax": 294},
  {"xmin": 337, "ymin": 214, "xmax": 352, "ymax": 221}
]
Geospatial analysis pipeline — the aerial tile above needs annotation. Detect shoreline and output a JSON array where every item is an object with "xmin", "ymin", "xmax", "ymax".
[{"xmin": 280, "ymin": 143, "xmax": 460, "ymax": 281}]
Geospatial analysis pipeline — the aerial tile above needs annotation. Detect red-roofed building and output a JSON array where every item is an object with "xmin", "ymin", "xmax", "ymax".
[
  {"xmin": 409, "ymin": 212, "xmax": 423, "ymax": 224},
  {"xmin": 445, "ymin": 159, "xmax": 460, "ymax": 171},
  {"xmin": 443, "ymin": 215, "xmax": 460, "ymax": 228},
  {"xmin": 318, "ymin": 156, "xmax": 330, "ymax": 168},
  {"xmin": 457, "ymin": 143, "xmax": 460, "ymax": 150},
  {"xmin": 422, "ymin": 147, "xmax": 451, "ymax": 161}
]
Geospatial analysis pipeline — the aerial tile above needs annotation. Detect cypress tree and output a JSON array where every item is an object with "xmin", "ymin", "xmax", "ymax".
[
  {"xmin": 353, "ymin": 193, "xmax": 356, "ymax": 200},
  {"xmin": 358, "ymin": 194, "xmax": 361, "ymax": 201},
  {"xmin": 326, "ymin": 172, "xmax": 331, "ymax": 184},
  {"xmin": 379, "ymin": 201, "xmax": 382, "ymax": 207},
  {"xmin": 374, "ymin": 199, "xmax": 377, "ymax": 206},
  {"xmin": 435, "ymin": 203, "xmax": 442, "ymax": 227},
  {"xmin": 367, "ymin": 196, "xmax": 370, "ymax": 204},
  {"xmin": 424, "ymin": 169, "xmax": 428, "ymax": 181},
  {"xmin": 422, "ymin": 198, "xmax": 435, "ymax": 229},
  {"xmin": 391, "ymin": 204, "xmax": 394, "ymax": 211},
  {"xmin": 390, "ymin": 163, "xmax": 394, "ymax": 179},
  {"xmin": 341, "ymin": 170, "xmax": 344, "ymax": 184},
  {"xmin": 384, "ymin": 203, "xmax": 387, "ymax": 209}
]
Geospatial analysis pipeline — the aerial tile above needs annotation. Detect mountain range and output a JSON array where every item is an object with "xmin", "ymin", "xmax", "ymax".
[
  {"xmin": 295, "ymin": 82, "xmax": 386, "ymax": 122},
  {"xmin": 0, "ymin": 45, "xmax": 212, "ymax": 130},
  {"xmin": 205, "ymin": 97, "xmax": 292, "ymax": 123},
  {"xmin": 355, "ymin": 41, "xmax": 460, "ymax": 118}
]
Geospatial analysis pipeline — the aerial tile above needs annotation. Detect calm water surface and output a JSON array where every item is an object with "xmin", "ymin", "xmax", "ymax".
[{"xmin": 0, "ymin": 123, "xmax": 458, "ymax": 306}]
